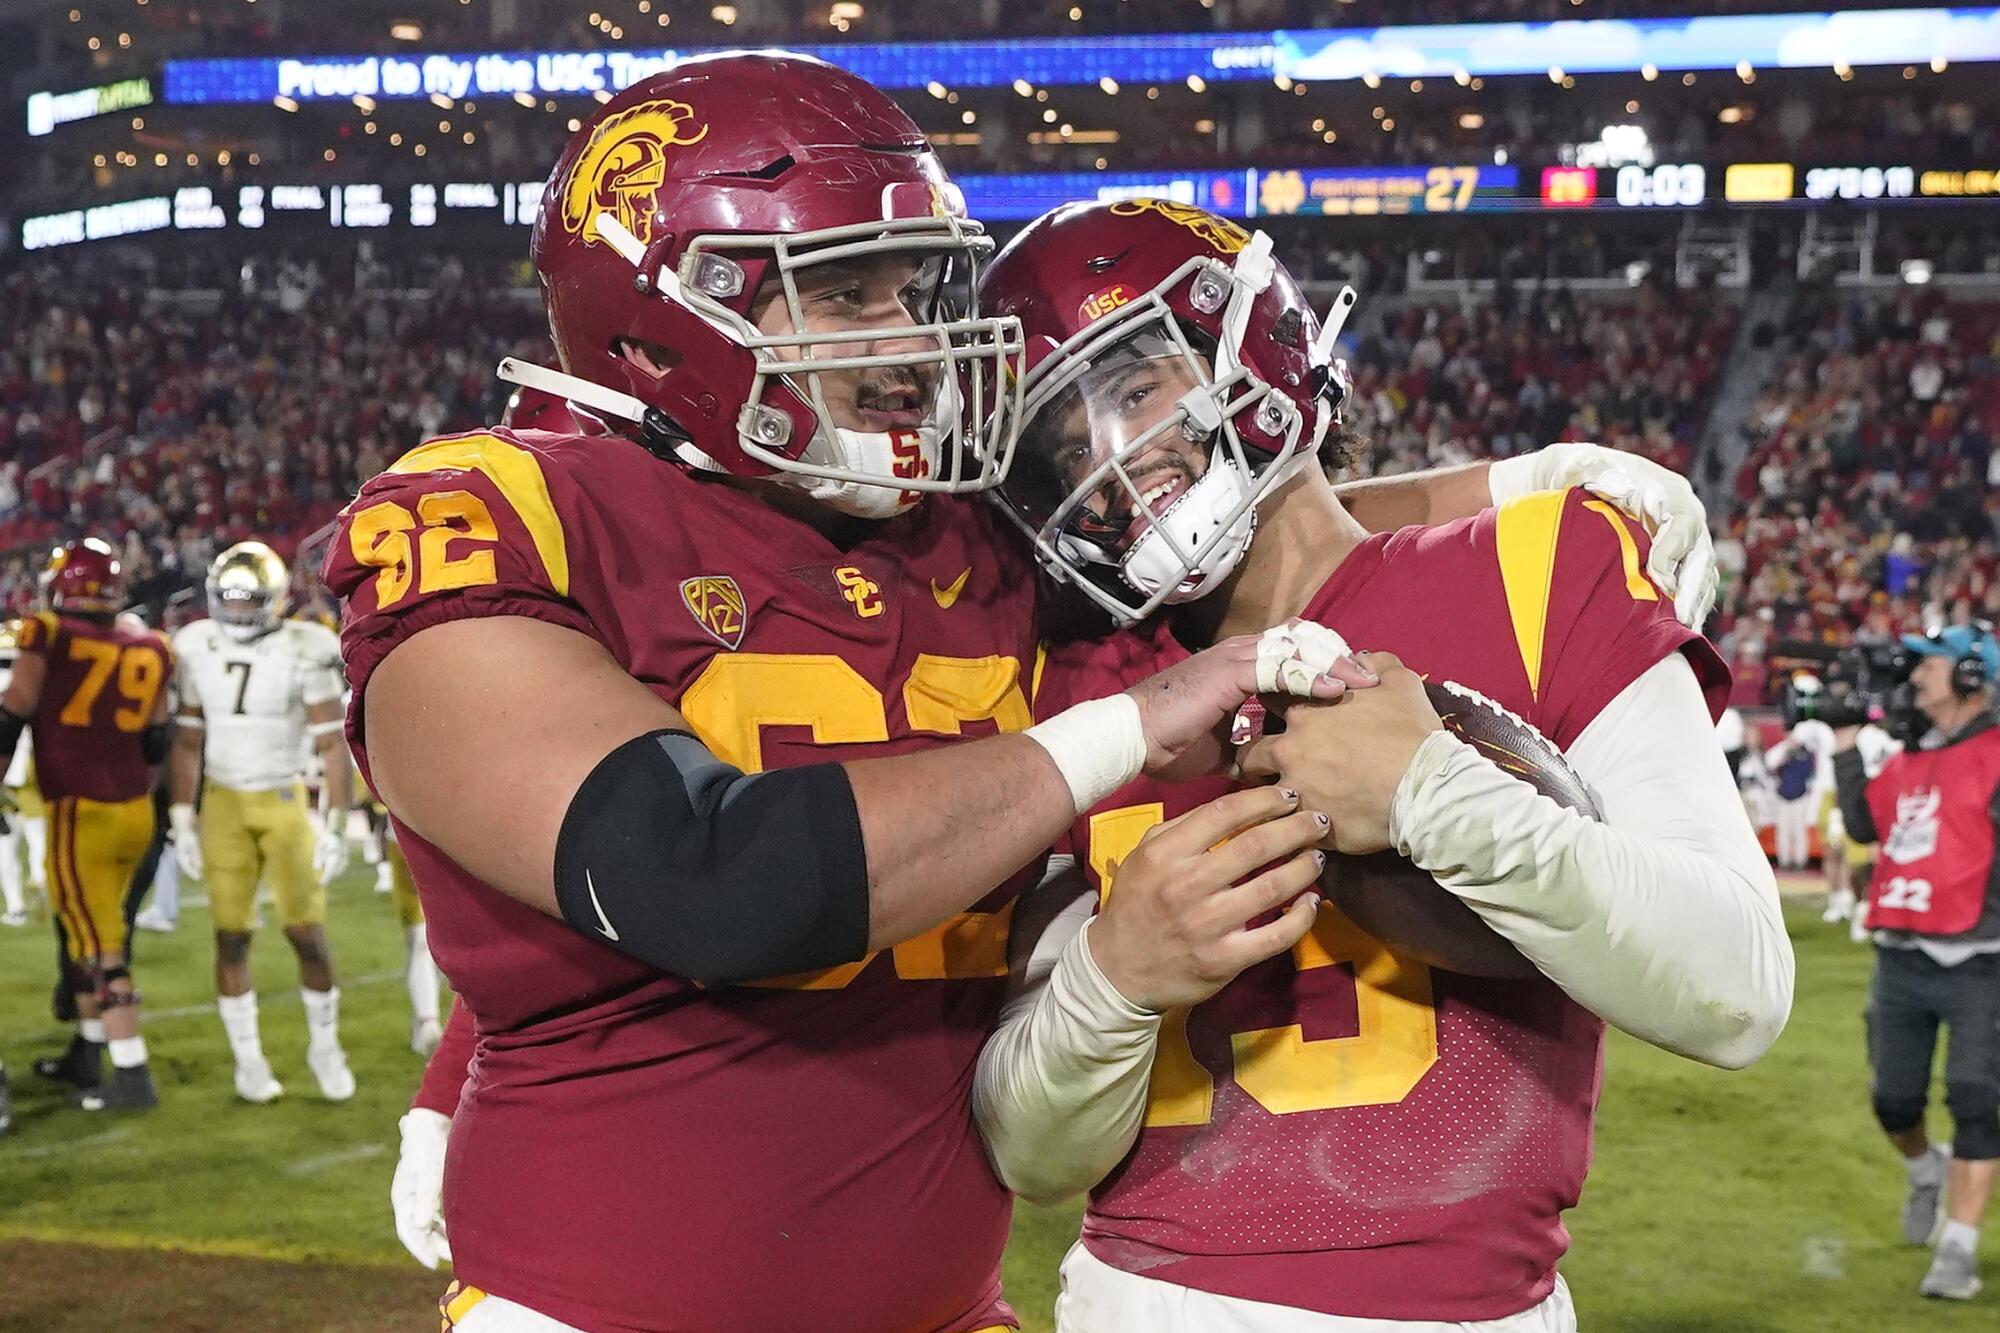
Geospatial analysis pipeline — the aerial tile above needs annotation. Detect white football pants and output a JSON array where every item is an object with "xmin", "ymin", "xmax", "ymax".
[{"xmin": 1055, "ymin": 1243, "xmax": 1577, "ymax": 1333}]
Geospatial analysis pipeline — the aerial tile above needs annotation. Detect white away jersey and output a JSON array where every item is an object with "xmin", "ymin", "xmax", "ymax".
[{"xmin": 174, "ymin": 618, "xmax": 344, "ymax": 790}]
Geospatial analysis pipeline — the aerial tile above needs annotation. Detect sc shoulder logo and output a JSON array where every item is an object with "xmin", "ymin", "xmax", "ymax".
[{"xmin": 560, "ymin": 99, "xmax": 711, "ymax": 249}]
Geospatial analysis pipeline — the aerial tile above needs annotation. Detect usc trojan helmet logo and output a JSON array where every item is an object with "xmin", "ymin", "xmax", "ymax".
[
  {"xmin": 1107, "ymin": 198, "xmax": 1249, "ymax": 254},
  {"xmin": 560, "ymin": 99, "xmax": 711, "ymax": 249}
]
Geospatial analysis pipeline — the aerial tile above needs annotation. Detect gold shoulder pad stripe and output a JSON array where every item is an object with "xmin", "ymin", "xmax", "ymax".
[
  {"xmin": 1493, "ymin": 488, "xmax": 1570, "ymax": 701},
  {"xmin": 386, "ymin": 434, "xmax": 570, "ymax": 598}
]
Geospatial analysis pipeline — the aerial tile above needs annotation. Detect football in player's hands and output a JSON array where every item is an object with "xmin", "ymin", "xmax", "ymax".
[
  {"xmin": 1426, "ymin": 680, "xmax": 1602, "ymax": 819},
  {"xmin": 1320, "ymin": 679, "xmax": 1601, "ymax": 980}
]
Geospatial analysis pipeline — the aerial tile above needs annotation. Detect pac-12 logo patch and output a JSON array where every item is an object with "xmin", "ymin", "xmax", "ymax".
[{"xmin": 680, "ymin": 575, "xmax": 747, "ymax": 650}]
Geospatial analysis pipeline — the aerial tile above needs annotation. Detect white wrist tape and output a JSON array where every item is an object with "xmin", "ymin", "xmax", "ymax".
[
  {"xmin": 1255, "ymin": 619, "xmax": 1352, "ymax": 696},
  {"xmin": 1025, "ymin": 693, "xmax": 1148, "ymax": 815},
  {"xmin": 168, "ymin": 802, "xmax": 198, "ymax": 841}
]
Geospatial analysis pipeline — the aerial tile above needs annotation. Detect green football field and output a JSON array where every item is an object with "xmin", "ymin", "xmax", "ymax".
[{"xmin": 0, "ymin": 868, "xmax": 1991, "ymax": 1331}]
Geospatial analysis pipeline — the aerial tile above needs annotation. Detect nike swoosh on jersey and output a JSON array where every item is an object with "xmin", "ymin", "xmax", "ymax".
[
  {"xmin": 585, "ymin": 870, "xmax": 620, "ymax": 941},
  {"xmin": 931, "ymin": 567, "xmax": 973, "ymax": 609}
]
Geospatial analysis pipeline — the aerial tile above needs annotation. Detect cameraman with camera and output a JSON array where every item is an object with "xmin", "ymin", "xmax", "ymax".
[{"xmin": 1833, "ymin": 623, "xmax": 2000, "ymax": 1301}]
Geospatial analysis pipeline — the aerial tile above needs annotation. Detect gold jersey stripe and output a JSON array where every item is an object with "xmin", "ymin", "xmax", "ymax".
[
  {"xmin": 387, "ymin": 434, "xmax": 570, "ymax": 597},
  {"xmin": 1581, "ymin": 499, "xmax": 1661, "ymax": 603},
  {"xmin": 1493, "ymin": 488, "xmax": 1570, "ymax": 701},
  {"xmin": 441, "ymin": 1281, "xmax": 487, "ymax": 1325}
]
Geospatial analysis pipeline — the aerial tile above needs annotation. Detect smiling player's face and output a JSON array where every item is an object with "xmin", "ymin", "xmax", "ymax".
[
  {"xmin": 751, "ymin": 254, "xmax": 944, "ymax": 434},
  {"xmin": 1043, "ymin": 348, "xmax": 1214, "ymax": 546}
]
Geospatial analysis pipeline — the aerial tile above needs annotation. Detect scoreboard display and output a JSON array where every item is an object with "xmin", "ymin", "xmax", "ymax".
[{"xmin": 18, "ymin": 156, "xmax": 2000, "ymax": 251}]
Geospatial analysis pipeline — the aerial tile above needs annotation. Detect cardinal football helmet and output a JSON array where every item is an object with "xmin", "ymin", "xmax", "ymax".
[
  {"xmin": 44, "ymin": 538, "xmax": 125, "ymax": 615},
  {"xmin": 522, "ymin": 51, "xmax": 1024, "ymax": 520},
  {"xmin": 979, "ymin": 199, "xmax": 1353, "ymax": 623}
]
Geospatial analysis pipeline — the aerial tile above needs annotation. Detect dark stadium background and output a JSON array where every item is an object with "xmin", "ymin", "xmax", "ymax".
[{"xmin": 2, "ymin": 2, "xmax": 1998, "ymax": 1329}]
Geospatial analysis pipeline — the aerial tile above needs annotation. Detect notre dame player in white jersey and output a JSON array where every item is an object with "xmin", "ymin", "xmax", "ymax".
[{"xmin": 168, "ymin": 542, "xmax": 356, "ymax": 1104}]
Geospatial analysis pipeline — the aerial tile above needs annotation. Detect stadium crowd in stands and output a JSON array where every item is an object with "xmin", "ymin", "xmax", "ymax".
[
  {"xmin": 1709, "ymin": 291, "xmax": 2000, "ymax": 701},
  {"xmin": 7, "ymin": 234, "xmax": 1997, "ymax": 711},
  {"xmin": 0, "ymin": 252, "xmax": 544, "ymax": 618}
]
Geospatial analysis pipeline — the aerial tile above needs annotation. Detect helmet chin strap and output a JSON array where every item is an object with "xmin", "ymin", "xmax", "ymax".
[
  {"xmin": 495, "ymin": 357, "xmax": 730, "ymax": 473},
  {"xmin": 1114, "ymin": 458, "xmax": 1257, "ymax": 605}
]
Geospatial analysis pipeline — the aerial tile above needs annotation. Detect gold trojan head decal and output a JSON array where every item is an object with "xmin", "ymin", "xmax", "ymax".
[
  {"xmin": 1107, "ymin": 198, "xmax": 1249, "ymax": 255},
  {"xmin": 561, "ymin": 99, "xmax": 711, "ymax": 249}
]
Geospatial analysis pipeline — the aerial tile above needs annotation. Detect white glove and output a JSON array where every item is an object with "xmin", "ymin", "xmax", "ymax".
[
  {"xmin": 392, "ymin": 1108, "xmax": 452, "ymax": 1269},
  {"xmin": 313, "ymin": 823, "xmax": 349, "ymax": 886},
  {"xmin": 1488, "ymin": 442, "xmax": 1718, "ymax": 630},
  {"xmin": 168, "ymin": 802, "xmax": 203, "ymax": 881}
]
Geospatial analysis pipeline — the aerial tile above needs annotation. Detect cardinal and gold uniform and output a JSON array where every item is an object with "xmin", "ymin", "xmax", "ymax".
[
  {"xmin": 13, "ymin": 610, "xmax": 172, "ymax": 962},
  {"xmin": 172, "ymin": 617, "xmax": 345, "ymax": 933},
  {"xmin": 1034, "ymin": 488, "xmax": 1728, "ymax": 1322},
  {"xmin": 329, "ymin": 427, "xmax": 1043, "ymax": 1331}
]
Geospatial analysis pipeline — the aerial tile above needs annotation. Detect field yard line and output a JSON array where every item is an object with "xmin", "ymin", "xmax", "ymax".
[
  {"xmin": 0, "ymin": 1221, "xmax": 411, "ymax": 1269},
  {"xmin": 285, "ymin": 1141, "xmax": 389, "ymax": 1176},
  {"xmin": 6, "ymin": 1125, "xmax": 133, "ymax": 1159}
]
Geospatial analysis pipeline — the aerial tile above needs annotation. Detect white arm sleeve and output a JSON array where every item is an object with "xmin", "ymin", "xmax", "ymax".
[
  {"xmin": 972, "ymin": 860, "xmax": 1163, "ymax": 1204},
  {"xmin": 1390, "ymin": 652, "xmax": 1794, "ymax": 1069}
]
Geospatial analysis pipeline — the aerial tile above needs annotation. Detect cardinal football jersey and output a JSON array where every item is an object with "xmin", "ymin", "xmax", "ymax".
[
  {"xmin": 328, "ymin": 426, "xmax": 1041, "ymax": 1333},
  {"xmin": 172, "ymin": 618, "xmax": 344, "ymax": 790},
  {"xmin": 1035, "ymin": 487, "xmax": 1726, "ymax": 1322},
  {"xmin": 13, "ymin": 610, "xmax": 172, "ymax": 803}
]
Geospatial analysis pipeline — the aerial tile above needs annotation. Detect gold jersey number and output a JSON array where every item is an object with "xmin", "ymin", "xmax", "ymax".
[
  {"xmin": 1086, "ymin": 804, "xmax": 1438, "ymax": 1127},
  {"xmin": 678, "ymin": 652, "xmax": 1034, "ymax": 989}
]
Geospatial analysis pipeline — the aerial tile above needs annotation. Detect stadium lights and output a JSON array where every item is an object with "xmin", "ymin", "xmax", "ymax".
[
  {"xmin": 1362, "ymin": 72, "xmax": 1381, "ymax": 88},
  {"xmin": 1738, "ymin": 61, "xmax": 1756, "ymax": 83},
  {"xmin": 514, "ymin": 90, "xmax": 536, "ymax": 106},
  {"xmin": 430, "ymin": 92, "xmax": 453, "ymax": 108},
  {"xmin": 962, "ymin": 109, "xmax": 975, "ymax": 124},
  {"xmin": 1068, "ymin": 6, "xmax": 1082, "ymax": 20},
  {"xmin": 1642, "ymin": 64, "xmax": 1659, "ymax": 81},
  {"xmin": 1627, "ymin": 99, "xmax": 1640, "ymax": 112},
  {"xmin": 1195, "ymin": 117, "xmax": 1215, "ymax": 134},
  {"xmin": 1100, "ymin": 77, "xmax": 1119, "ymax": 94},
  {"xmin": 273, "ymin": 95, "xmax": 299, "ymax": 112},
  {"xmin": 1454, "ymin": 69, "xmax": 1470, "ymax": 86},
  {"xmin": 1548, "ymin": 66, "xmax": 1565, "ymax": 84},
  {"xmin": 1187, "ymin": 74, "xmax": 1206, "ymax": 92},
  {"xmin": 712, "ymin": 5, "xmax": 737, "ymax": 24},
  {"xmin": 927, "ymin": 80, "xmax": 947, "ymax": 98},
  {"xmin": 1013, "ymin": 79, "xmax": 1033, "ymax": 96},
  {"xmin": 1902, "ymin": 259, "xmax": 1935, "ymax": 284},
  {"xmin": 217, "ymin": 149, "xmax": 230, "ymax": 164},
  {"xmin": 1835, "ymin": 62, "xmax": 1854, "ymax": 79},
  {"xmin": 1933, "ymin": 56, "xmax": 1949, "ymax": 73},
  {"xmin": 1042, "ymin": 107, "xmax": 1057, "ymax": 122},
  {"xmin": 1274, "ymin": 74, "xmax": 1293, "ymax": 91},
  {"xmin": 1903, "ymin": 65, "xmax": 1918, "ymax": 78},
  {"xmin": 118, "ymin": 32, "xmax": 131, "ymax": 48},
  {"xmin": 353, "ymin": 94, "xmax": 376, "ymax": 113},
  {"xmin": 1146, "ymin": 86, "xmax": 1159, "ymax": 99},
  {"xmin": 1382, "ymin": 116, "xmax": 1396, "ymax": 130},
  {"xmin": 832, "ymin": 3, "xmax": 865, "ymax": 20},
  {"xmin": 1323, "ymin": 129, "xmax": 1337, "ymax": 143},
  {"xmin": 1458, "ymin": 111, "xmax": 1485, "ymax": 129},
  {"xmin": 390, "ymin": 22, "xmax": 423, "ymax": 42}
]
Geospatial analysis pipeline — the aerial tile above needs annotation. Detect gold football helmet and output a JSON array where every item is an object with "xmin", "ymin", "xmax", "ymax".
[{"xmin": 206, "ymin": 541, "xmax": 290, "ymax": 642}]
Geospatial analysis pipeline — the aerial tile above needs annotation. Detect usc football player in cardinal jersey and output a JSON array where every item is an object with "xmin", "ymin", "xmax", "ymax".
[
  {"xmin": 329, "ymin": 55, "xmax": 1379, "ymax": 1333},
  {"xmin": 0, "ymin": 539, "xmax": 173, "ymax": 1113},
  {"xmin": 971, "ymin": 202, "xmax": 1794, "ymax": 1332}
]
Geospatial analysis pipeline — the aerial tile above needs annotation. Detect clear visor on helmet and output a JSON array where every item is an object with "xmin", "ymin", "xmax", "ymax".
[
  {"xmin": 678, "ymin": 216, "xmax": 1025, "ymax": 497},
  {"xmin": 996, "ymin": 273, "xmax": 1310, "ymax": 623}
]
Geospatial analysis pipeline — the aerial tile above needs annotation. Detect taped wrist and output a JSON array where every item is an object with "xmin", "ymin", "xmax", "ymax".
[{"xmin": 552, "ymin": 730, "xmax": 870, "ymax": 986}]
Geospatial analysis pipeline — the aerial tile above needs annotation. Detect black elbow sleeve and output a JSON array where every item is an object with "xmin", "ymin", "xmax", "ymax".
[
  {"xmin": 0, "ymin": 708, "xmax": 24, "ymax": 755},
  {"xmin": 141, "ymin": 722, "xmax": 172, "ymax": 765},
  {"xmin": 552, "ymin": 730, "xmax": 870, "ymax": 986}
]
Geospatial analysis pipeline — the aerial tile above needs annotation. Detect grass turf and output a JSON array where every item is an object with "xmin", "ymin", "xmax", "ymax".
[{"xmin": 0, "ymin": 881, "xmax": 1990, "ymax": 1330}]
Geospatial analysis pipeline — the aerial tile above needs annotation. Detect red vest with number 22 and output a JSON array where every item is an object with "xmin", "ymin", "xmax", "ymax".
[{"xmin": 1865, "ymin": 729, "xmax": 2000, "ymax": 935}]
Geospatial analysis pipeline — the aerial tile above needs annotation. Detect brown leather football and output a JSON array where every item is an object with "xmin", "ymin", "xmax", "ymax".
[{"xmin": 1319, "ymin": 679, "xmax": 1602, "ymax": 979}]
